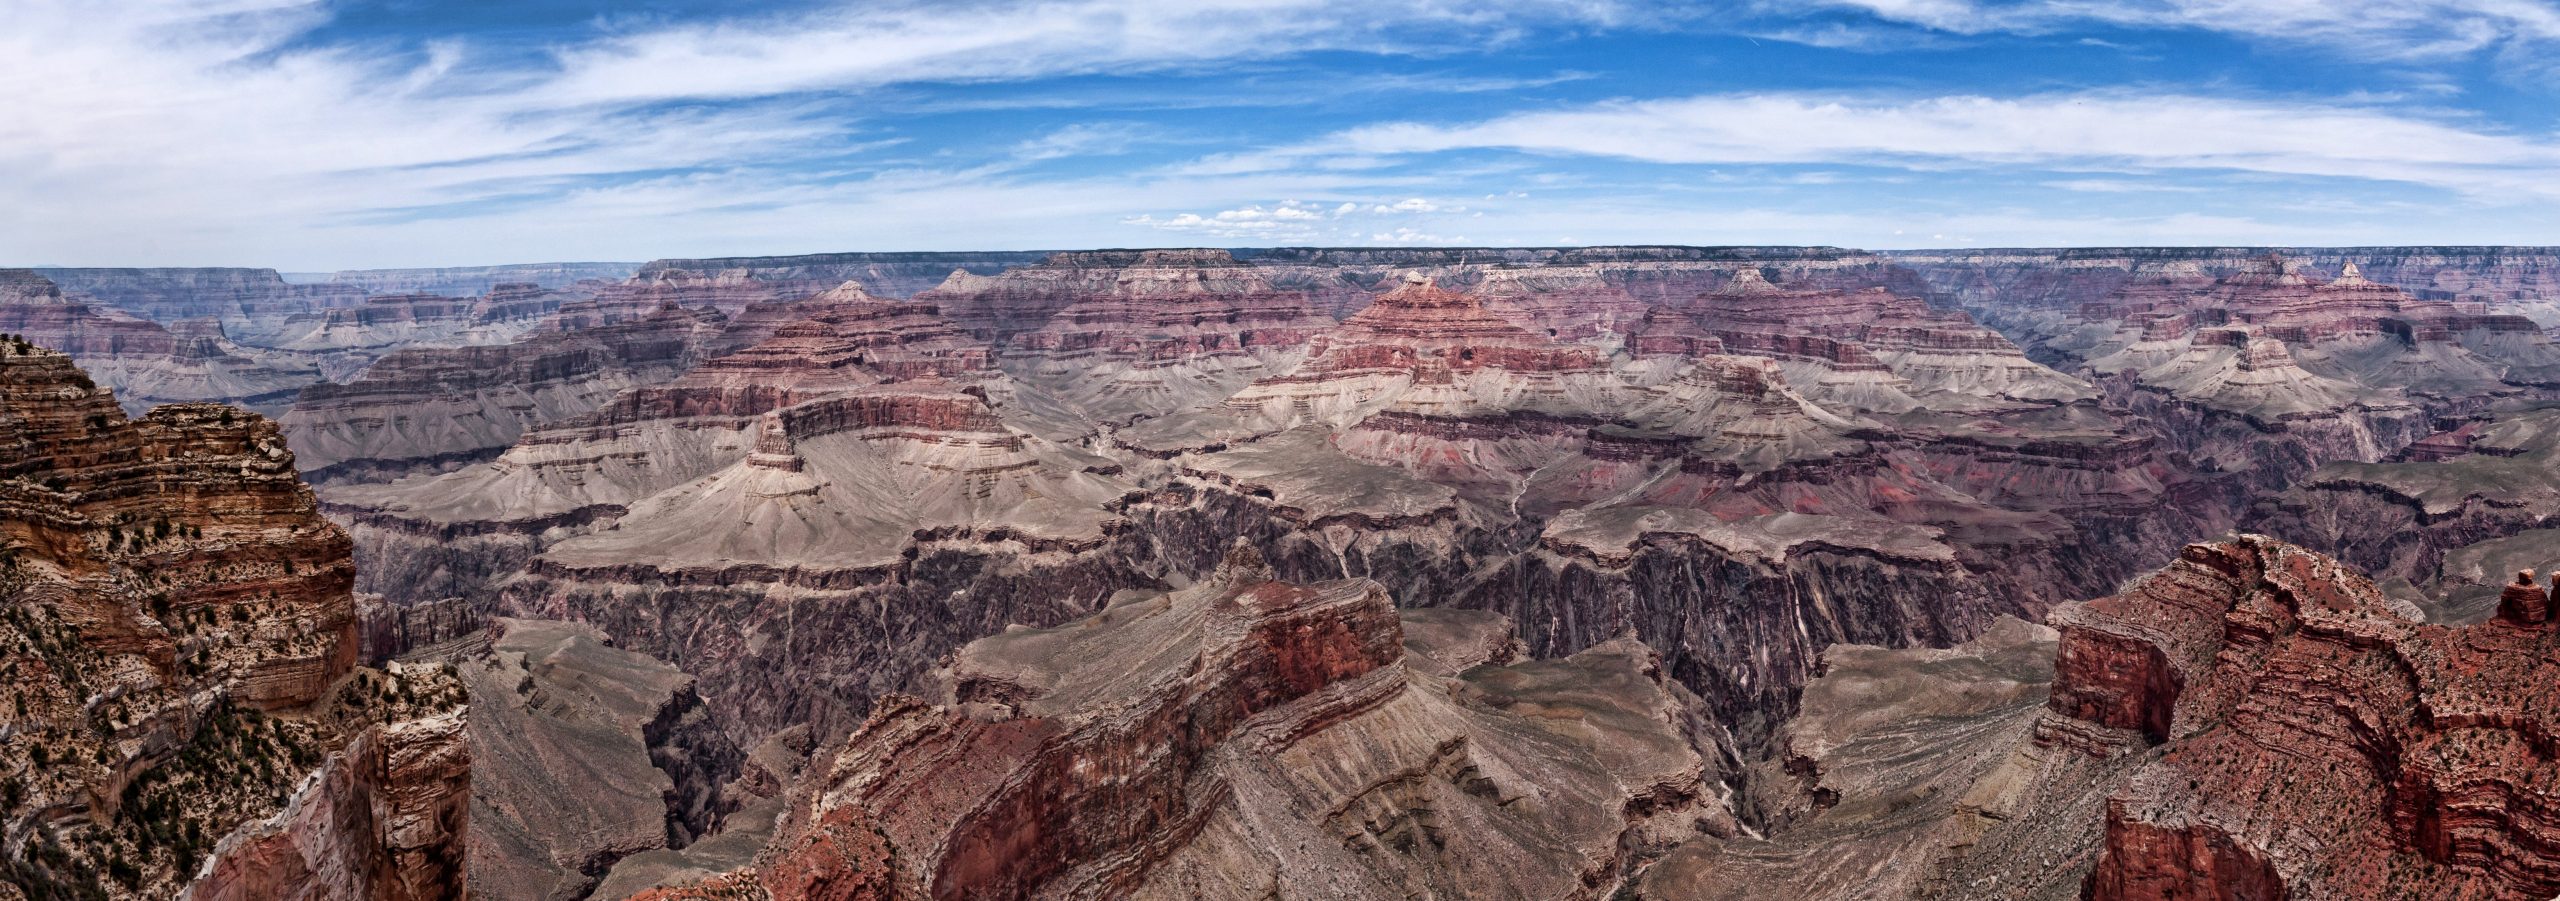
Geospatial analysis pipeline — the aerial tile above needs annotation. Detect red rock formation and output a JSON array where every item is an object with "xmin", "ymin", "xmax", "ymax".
[
  {"xmin": 282, "ymin": 303, "xmax": 724, "ymax": 483},
  {"xmin": 1630, "ymin": 268, "xmax": 2088, "ymax": 411},
  {"xmin": 590, "ymin": 268, "xmax": 837, "ymax": 318},
  {"xmin": 1000, "ymin": 250, "xmax": 1334, "ymax": 423},
  {"xmin": 634, "ymin": 550, "xmax": 1716, "ymax": 900},
  {"xmin": 0, "ymin": 344, "xmax": 467, "ymax": 899},
  {"xmin": 2040, "ymin": 535, "xmax": 2560, "ymax": 900}
]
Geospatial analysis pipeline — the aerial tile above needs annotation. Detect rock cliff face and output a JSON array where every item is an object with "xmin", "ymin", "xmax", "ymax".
[
  {"xmin": 310, "ymin": 263, "xmax": 639, "ymax": 298},
  {"xmin": 261, "ymin": 285, "xmax": 568, "ymax": 359},
  {"xmin": 1116, "ymin": 267, "xmax": 2188, "ymax": 754},
  {"xmin": 1891, "ymin": 246, "xmax": 2560, "ymax": 323},
  {"xmin": 998, "ymin": 250, "xmax": 1335, "ymax": 424},
  {"xmin": 0, "ymin": 344, "xmax": 467, "ymax": 900},
  {"xmin": 635, "ymin": 252, "xmax": 1052, "ymax": 299},
  {"xmin": 328, "ymin": 287, "xmax": 1135, "ymax": 741},
  {"xmin": 632, "ymin": 549, "xmax": 1721, "ymax": 901},
  {"xmin": 2245, "ymin": 405, "xmax": 2560, "ymax": 622},
  {"xmin": 445, "ymin": 618, "xmax": 740, "ymax": 901},
  {"xmin": 34, "ymin": 267, "xmax": 368, "ymax": 345},
  {"xmin": 1913, "ymin": 253, "xmax": 2560, "ymax": 495},
  {"xmin": 2046, "ymin": 535, "xmax": 2560, "ymax": 900},
  {"xmin": 1, "ymin": 270, "xmax": 325, "ymax": 414},
  {"xmin": 281, "ymin": 303, "xmax": 726, "ymax": 484}
]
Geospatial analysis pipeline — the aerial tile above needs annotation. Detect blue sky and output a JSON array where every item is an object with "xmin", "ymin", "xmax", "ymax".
[{"xmin": 5, "ymin": 1, "xmax": 2559, "ymax": 269}]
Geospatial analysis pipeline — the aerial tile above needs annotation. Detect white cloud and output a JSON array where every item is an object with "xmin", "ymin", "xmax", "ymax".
[
  {"xmin": 1325, "ymin": 91, "xmax": 2560, "ymax": 199},
  {"xmin": 0, "ymin": 0, "xmax": 1630, "ymax": 267},
  {"xmin": 1792, "ymin": 0, "xmax": 2560, "ymax": 60},
  {"xmin": 1012, "ymin": 122, "xmax": 1162, "ymax": 160}
]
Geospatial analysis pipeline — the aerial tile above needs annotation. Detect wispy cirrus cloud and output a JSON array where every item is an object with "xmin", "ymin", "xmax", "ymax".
[
  {"xmin": 1779, "ymin": 0, "xmax": 2560, "ymax": 60},
  {"xmin": 1313, "ymin": 91, "xmax": 2560, "ymax": 199},
  {"xmin": 0, "ymin": 0, "xmax": 1633, "ymax": 266}
]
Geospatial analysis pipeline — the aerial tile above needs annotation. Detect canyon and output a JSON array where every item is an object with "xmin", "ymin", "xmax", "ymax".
[{"xmin": 7, "ymin": 244, "xmax": 2560, "ymax": 899}]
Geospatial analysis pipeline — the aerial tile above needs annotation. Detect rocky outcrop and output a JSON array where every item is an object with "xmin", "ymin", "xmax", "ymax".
[
  {"xmin": 184, "ymin": 670, "xmax": 471, "ymax": 901},
  {"xmin": 2244, "ymin": 406, "xmax": 2560, "ymax": 613},
  {"xmin": 635, "ymin": 252, "xmax": 1050, "ymax": 299},
  {"xmin": 1945, "ymin": 535, "xmax": 2560, "ymax": 900},
  {"xmin": 633, "ymin": 550, "xmax": 1719, "ymax": 900},
  {"xmin": 444, "ymin": 618, "xmax": 739, "ymax": 901},
  {"xmin": 282, "ymin": 303, "xmax": 724, "ymax": 484},
  {"xmin": 998, "ymin": 250, "xmax": 1334, "ymax": 424},
  {"xmin": 32, "ymin": 268, "xmax": 366, "ymax": 343},
  {"xmin": 0, "ymin": 345, "xmax": 468, "ymax": 900},
  {"xmin": 2, "ymin": 270, "xmax": 325, "ymax": 414}
]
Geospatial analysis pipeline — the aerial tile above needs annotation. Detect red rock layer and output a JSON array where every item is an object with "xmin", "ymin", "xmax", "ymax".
[
  {"xmin": 0, "ymin": 344, "xmax": 467, "ymax": 899},
  {"xmin": 1305, "ymin": 273, "xmax": 1602, "ymax": 376},
  {"xmin": 282, "ymin": 303, "xmax": 725, "ymax": 481},
  {"xmin": 1003, "ymin": 256, "xmax": 1331, "ymax": 365},
  {"xmin": 2045, "ymin": 535, "xmax": 2560, "ymax": 900},
  {"xmin": 917, "ymin": 249, "xmax": 1294, "ymax": 344},
  {"xmin": 1633, "ymin": 270, "xmax": 2014, "ymax": 369},
  {"xmin": 633, "ymin": 549, "xmax": 1715, "ymax": 901},
  {"xmin": 591, "ymin": 268, "xmax": 837, "ymax": 318}
]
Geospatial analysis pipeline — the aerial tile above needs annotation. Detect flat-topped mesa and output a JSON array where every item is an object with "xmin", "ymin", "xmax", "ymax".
[
  {"xmin": 631, "ymin": 251, "xmax": 1050, "ymax": 298},
  {"xmin": 1465, "ymin": 265, "xmax": 1652, "ymax": 341},
  {"xmin": 634, "ymin": 561, "xmax": 1718, "ymax": 901},
  {"xmin": 257, "ymin": 284, "xmax": 560, "ymax": 356},
  {"xmin": 916, "ymin": 248, "xmax": 1292, "ymax": 345},
  {"xmin": 1306, "ymin": 274, "xmax": 1603, "ymax": 375},
  {"xmin": 1633, "ymin": 270, "xmax": 2089, "ymax": 411},
  {"xmin": 2037, "ymin": 535, "xmax": 2560, "ymax": 899},
  {"xmin": 997, "ymin": 255, "xmax": 1335, "ymax": 424},
  {"xmin": 587, "ymin": 267, "xmax": 833, "ymax": 318}
]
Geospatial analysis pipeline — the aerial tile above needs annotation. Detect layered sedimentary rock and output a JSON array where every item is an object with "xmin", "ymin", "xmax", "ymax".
[
  {"xmin": 1744, "ymin": 535, "xmax": 2560, "ymax": 900},
  {"xmin": 0, "ymin": 344, "xmax": 466, "ymax": 899},
  {"xmin": 1115, "ymin": 269, "xmax": 2181, "ymax": 754},
  {"xmin": 2246, "ymin": 406, "xmax": 2560, "ymax": 620},
  {"xmin": 634, "ymin": 550, "xmax": 1720, "ymax": 900},
  {"xmin": 1628, "ymin": 268, "xmax": 2091, "ymax": 413},
  {"xmin": 183, "ymin": 669, "xmax": 471, "ymax": 901},
  {"xmin": 327, "ymin": 290, "xmax": 1134, "ymax": 740},
  {"xmin": 636, "ymin": 252, "xmax": 1050, "ymax": 299},
  {"xmin": 447, "ymin": 618, "xmax": 740, "ymax": 901},
  {"xmin": 1634, "ymin": 617, "xmax": 2059, "ymax": 901},
  {"xmin": 999, "ymin": 250, "xmax": 1335, "ymax": 423},
  {"xmin": 1, "ymin": 270, "xmax": 324, "ymax": 414},
  {"xmin": 281, "ymin": 303, "xmax": 725, "ymax": 484},
  {"xmin": 588, "ymin": 268, "xmax": 837, "ymax": 318},
  {"xmin": 34, "ymin": 267, "xmax": 366, "ymax": 345},
  {"xmin": 310, "ymin": 263, "xmax": 638, "ymax": 298},
  {"xmin": 917, "ymin": 249, "xmax": 1308, "ymax": 345},
  {"xmin": 262, "ymin": 285, "xmax": 567, "ymax": 358},
  {"xmin": 1892, "ymin": 246, "xmax": 2560, "ymax": 323},
  {"xmin": 1927, "ymin": 253, "xmax": 2560, "ymax": 491},
  {"xmin": 2046, "ymin": 535, "xmax": 2560, "ymax": 899}
]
